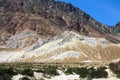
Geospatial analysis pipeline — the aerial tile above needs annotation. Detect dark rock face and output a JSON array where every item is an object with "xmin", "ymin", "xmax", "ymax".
[
  {"xmin": 114, "ymin": 22, "xmax": 120, "ymax": 35},
  {"xmin": 0, "ymin": 0, "xmax": 119, "ymax": 44}
]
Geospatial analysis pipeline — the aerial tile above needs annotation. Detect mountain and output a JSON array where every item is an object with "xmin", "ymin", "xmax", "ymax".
[{"xmin": 0, "ymin": 0, "xmax": 120, "ymax": 63}]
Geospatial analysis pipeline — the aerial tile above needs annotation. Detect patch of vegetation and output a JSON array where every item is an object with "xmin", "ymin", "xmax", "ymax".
[
  {"xmin": 0, "ymin": 67, "xmax": 17, "ymax": 80},
  {"xmin": 0, "ymin": 74, "xmax": 12, "ymax": 80},
  {"xmin": 0, "ymin": 63, "xmax": 108, "ymax": 79},
  {"xmin": 75, "ymin": 67, "xmax": 89, "ymax": 78},
  {"xmin": 21, "ymin": 68, "xmax": 34, "ymax": 76},
  {"xmin": 64, "ymin": 66, "xmax": 108, "ymax": 78},
  {"xmin": 35, "ymin": 65, "xmax": 59, "ymax": 78},
  {"xmin": 0, "ymin": 67, "xmax": 17, "ymax": 75},
  {"xmin": 64, "ymin": 67, "xmax": 89, "ymax": 78},
  {"xmin": 65, "ymin": 67, "xmax": 73, "ymax": 75},
  {"xmin": 89, "ymin": 66, "xmax": 108, "ymax": 78}
]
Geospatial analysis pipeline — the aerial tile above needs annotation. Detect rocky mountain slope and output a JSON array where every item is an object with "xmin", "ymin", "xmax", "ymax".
[
  {"xmin": 0, "ymin": 0, "xmax": 120, "ymax": 63},
  {"xmin": 0, "ymin": 31, "xmax": 120, "ymax": 63}
]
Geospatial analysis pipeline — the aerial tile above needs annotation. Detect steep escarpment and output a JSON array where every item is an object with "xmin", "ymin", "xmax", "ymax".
[{"xmin": 0, "ymin": 0, "xmax": 119, "ymax": 48}]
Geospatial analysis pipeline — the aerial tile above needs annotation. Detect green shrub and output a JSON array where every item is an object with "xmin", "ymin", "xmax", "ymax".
[
  {"xmin": 21, "ymin": 68, "xmax": 33, "ymax": 76},
  {"xmin": 65, "ymin": 67, "xmax": 73, "ymax": 75},
  {"xmin": 116, "ymin": 71, "xmax": 120, "ymax": 78},
  {"xmin": 89, "ymin": 67, "xmax": 108, "ymax": 78},
  {"xmin": 0, "ymin": 67, "xmax": 17, "ymax": 80},
  {"xmin": 0, "ymin": 67, "xmax": 16, "ymax": 75},
  {"xmin": 36, "ymin": 65, "xmax": 59, "ymax": 77},
  {"xmin": 0, "ymin": 74, "xmax": 12, "ymax": 80},
  {"xmin": 65, "ymin": 67, "xmax": 89, "ymax": 78},
  {"xmin": 76, "ymin": 67, "xmax": 89, "ymax": 78},
  {"xmin": 43, "ymin": 66, "xmax": 59, "ymax": 76},
  {"xmin": 67, "ymin": 66, "xmax": 108, "ymax": 78}
]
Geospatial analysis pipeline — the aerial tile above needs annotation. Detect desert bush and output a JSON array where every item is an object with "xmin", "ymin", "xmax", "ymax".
[
  {"xmin": 64, "ymin": 66, "xmax": 108, "ymax": 78},
  {"xmin": 116, "ymin": 71, "xmax": 120, "ymax": 78},
  {"xmin": 65, "ymin": 67, "xmax": 89, "ymax": 78},
  {"xmin": 75, "ymin": 67, "xmax": 89, "ymax": 78},
  {"xmin": 0, "ymin": 74, "xmax": 12, "ymax": 80},
  {"xmin": 36, "ymin": 65, "xmax": 59, "ymax": 77},
  {"xmin": 44, "ymin": 66, "xmax": 59, "ymax": 76},
  {"xmin": 21, "ymin": 68, "xmax": 34, "ymax": 76},
  {"xmin": 19, "ymin": 77, "xmax": 30, "ymax": 80},
  {"xmin": 0, "ymin": 67, "xmax": 16, "ymax": 75},
  {"xmin": 0, "ymin": 67, "xmax": 17, "ymax": 80},
  {"xmin": 65, "ymin": 67, "xmax": 73, "ymax": 75},
  {"xmin": 89, "ymin": 66, "xmax": 108, "ymax": 78}
]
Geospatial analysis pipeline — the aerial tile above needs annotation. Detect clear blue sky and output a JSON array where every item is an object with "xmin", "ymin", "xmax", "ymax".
[{"xmin": 56, "ymin": 0, "xmax": 120, "ymax": 26}]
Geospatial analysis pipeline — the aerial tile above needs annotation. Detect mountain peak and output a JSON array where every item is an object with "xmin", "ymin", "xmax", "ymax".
[{"xmin": 0, "ymin": 0, "xmax": 119, "ymax": 46}]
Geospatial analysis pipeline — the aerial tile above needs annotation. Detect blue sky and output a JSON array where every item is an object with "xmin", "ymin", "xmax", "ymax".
[{"xmin": 56, "ymin": 0, "xmax": 120, "ymax": 26}]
